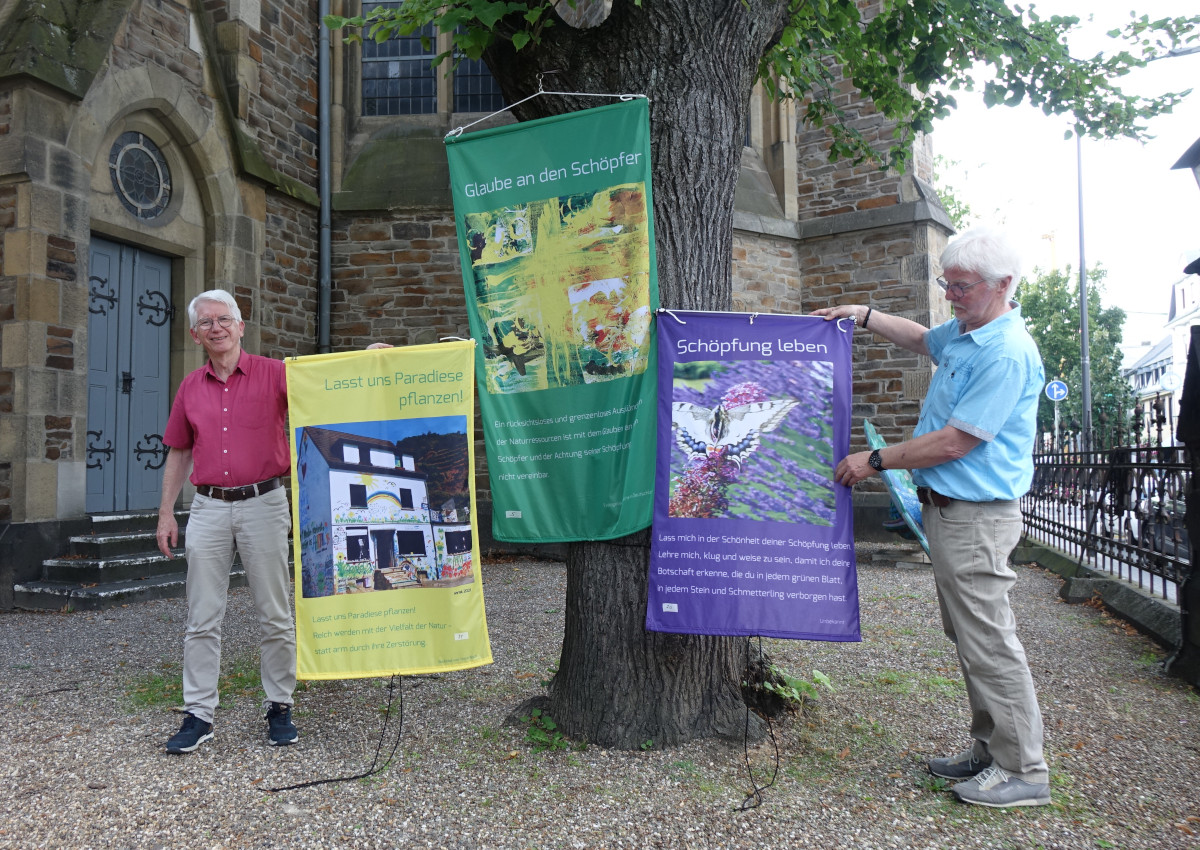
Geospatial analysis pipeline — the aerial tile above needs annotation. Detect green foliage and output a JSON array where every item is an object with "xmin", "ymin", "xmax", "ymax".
[
  {"xmin": 327, "ymin": 3, "xmax": 1198, "ymax": 170},
  {"xmin": 521, "ymin": 707, "xmax": 576, "ymax": 752},
  {"xmin": 760, "ymin": 665, "xmax": 833, "ymax": 711},
  {"xmin": 1020, "ymin": 265, "xmax": 1133, "ymax": 434},
  {"xmin": 325, "ymin": 1, "xmax": 631, "ymax": 65},
  {"xmin": 764, "ymin": 2, "xmax": 1199, "ymax": 168},
  {"xmin": 922, "ymin": 774, "xmax": 952, "ymax": 792}
]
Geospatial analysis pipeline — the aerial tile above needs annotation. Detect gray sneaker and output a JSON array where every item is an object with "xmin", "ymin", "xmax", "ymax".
[
  {"xmin": 952, "ymin": 765, "xmax": 1051, "ymax": 808},
  {"xmin": 928, "ymin": 749, "xmax": 991, "ymax": 780}
]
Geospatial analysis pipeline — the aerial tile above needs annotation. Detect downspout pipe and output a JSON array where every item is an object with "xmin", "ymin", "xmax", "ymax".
[{"xmin": 318, "ymin": 0, "xmax": 332, "ymax": 353}]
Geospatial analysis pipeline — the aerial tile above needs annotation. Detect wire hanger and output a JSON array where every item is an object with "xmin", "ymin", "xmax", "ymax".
[{"xmin": 446, "ymin": 72, "xmax": 647, "ymax": 139}]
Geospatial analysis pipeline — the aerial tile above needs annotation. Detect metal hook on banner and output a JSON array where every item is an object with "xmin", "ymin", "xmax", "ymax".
[
  {"xmin": 446, "ymin": 73, "xmax": 648, "ymax": 139},
  {"xmin": 836, "ymin": 316, "xmax": 857, "ymax": 333},
  {"xmin": 657, "ymin": 308, "xmax": 688, "ymax": 325},
  {"xmin": 748, "ymin": 313, "xmax": 759, "ymax": 325}
]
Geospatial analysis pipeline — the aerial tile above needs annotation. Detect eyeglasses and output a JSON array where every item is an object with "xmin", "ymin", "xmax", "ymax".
[
  {"xmin": 194, "ymin": 315, "xmax": 236, "ymax": 331},
  {"xmin": 936, "ymin": 277, "xmax": 988, "ymax": 299}
]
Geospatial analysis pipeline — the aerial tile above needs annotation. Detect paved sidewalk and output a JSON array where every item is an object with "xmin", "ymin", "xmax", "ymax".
[{"xmin": 1, "ymin": 546, "xmax": 1198, "ymax": 849}]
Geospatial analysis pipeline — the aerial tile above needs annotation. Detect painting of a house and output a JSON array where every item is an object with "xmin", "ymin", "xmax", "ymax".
[{"xmin": 296, "ymin": 423, "xmax": 473, "ymax": 598}]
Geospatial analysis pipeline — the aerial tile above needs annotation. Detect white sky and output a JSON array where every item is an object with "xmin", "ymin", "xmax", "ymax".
[{"xmin": 931, "ymin": 1, "xmax": 1200, "ymax": 361}]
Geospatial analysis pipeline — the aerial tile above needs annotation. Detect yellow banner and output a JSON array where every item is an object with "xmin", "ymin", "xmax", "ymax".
[{"xmin": 286, "ymin": 341, "xmax": 491, "ymax": 679}]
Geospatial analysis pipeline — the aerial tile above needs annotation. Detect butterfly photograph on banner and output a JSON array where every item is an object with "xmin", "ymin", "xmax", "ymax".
[{"xmin": 668, "ymin": 358, "xmax": 836, "ymax": 525}]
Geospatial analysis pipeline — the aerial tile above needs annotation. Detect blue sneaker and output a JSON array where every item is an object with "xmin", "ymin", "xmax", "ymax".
[
  {"xmin": 266, "ymin": 702, "xmax": 298, "ymax": 746},
  {"xmin": 166, "ymin": 713, "xmax": 213, "ymax": 754}
]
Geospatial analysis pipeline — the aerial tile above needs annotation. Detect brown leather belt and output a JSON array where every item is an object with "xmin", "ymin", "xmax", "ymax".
[
  {"xmin": 916, "ymin": 487, "xmax": 951, "ymax": 508},
  {"xmin": 197, "ymin": 477, "xmax": 284, "ymax": 502}
]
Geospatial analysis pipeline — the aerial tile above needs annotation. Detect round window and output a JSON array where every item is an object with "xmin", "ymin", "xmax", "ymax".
[{"xmin": 108, "ymin": 131, "xmax": 172, "ymax": 220}]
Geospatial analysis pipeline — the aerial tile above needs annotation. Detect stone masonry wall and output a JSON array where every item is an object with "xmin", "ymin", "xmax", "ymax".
[
  {"xmin": 261, "ymin": 195, "xmax": 320, "ymax": 359},
  {"xmin": 111, "ymin": 1, "xmax": 319, "ymax": 189},
  {"xmin": 198, "ymin": 0, "xmax": 320, "ymax": 187},
  {"xmin": 248, "ymin": 2, "xmax": 320, "ymax": 185},
  {"xmin": 330, "ymin": 214, "xmax": 470, "ymax": 350},
  {"xmin": 111, "ymin": 1, "xmax": 205, "ymax": 90},
  {"xmin": 732, "ymin": 231, "xmax": 803, "ymax": 315}
]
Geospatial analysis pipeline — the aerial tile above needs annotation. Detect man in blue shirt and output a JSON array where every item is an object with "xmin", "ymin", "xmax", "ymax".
[{"xmin": 813, "ymin": 227, "xmax": 1049, "ymax": 808}]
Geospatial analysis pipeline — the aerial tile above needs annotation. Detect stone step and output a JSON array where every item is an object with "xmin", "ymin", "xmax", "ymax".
[
  {"xmin": 40, "ymin": 550, "xmax": 190, "ymax": 584},
  {"xmin": 13, "ymin": 569, "xmax": 248, "ymax": 612},
  {"xmin": 15, "ymin": 509, "xmax": 196, "ymax": 611},
  {"xmin": 81, "ymin": 509, "xmax": 182, "ymax": 535},
  {"xmin": 66, "ymin": 529, "xmax": 188, "ymax": 560}
]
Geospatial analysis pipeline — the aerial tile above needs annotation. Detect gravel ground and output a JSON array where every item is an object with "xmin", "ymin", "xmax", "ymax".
[{"xmin": 2, "ymin": 542, "xmax": 1199, "ymax": 850}]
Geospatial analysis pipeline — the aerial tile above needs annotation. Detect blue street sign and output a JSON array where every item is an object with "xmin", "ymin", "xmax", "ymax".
[{"xmin": 1045, "ymin": 380, "xmax": 1068, "ymax": 402}]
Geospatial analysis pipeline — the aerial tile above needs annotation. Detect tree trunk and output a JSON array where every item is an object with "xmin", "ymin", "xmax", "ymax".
[{"xmin": 487, "ymin": 0, "xmax": 790, "ymax": 748}]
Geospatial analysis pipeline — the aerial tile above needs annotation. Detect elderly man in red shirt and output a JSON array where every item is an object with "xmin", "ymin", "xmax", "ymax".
[{"xmin": 156, "ymin": 289, "xmax": 299, "ymax": 753}]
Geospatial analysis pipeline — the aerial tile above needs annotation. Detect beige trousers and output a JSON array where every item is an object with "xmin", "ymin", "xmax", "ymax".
[
  {"xmin": 182, "ymin": 487, "xmax": 295, "ymax": 724},
  {"xmin": 924, "ymin": 497, "xmax": 1048, "ymax": 784}
]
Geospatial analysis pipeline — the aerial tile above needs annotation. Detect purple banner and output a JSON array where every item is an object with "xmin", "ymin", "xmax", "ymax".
[{"xmin": 647, "ymin": 311, "xmax": 859, "ymax": 641}]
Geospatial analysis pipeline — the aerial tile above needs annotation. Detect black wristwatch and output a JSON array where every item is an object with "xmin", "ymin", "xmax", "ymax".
[{"xmin": 868, "ymin": 449, "xmax": 884, "ymax": 472}]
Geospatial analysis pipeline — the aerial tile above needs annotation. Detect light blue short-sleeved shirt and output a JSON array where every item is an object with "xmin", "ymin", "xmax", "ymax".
[{"xmin": 911, "ymin": 304, "xmax": 1044, "ymax": 502}]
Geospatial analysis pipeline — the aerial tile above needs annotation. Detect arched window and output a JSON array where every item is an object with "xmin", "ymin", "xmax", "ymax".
[{"xmin": 359, "ymin": 4, "xmax": 504, "ymax": 117}]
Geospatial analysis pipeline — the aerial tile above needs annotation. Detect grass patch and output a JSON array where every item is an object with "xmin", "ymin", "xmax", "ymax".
[
  {"xmin": 123, "ymin": 655, "xmax": 262, "ymax": 710},
  {"xmin": 861, "ymin": 669, "xmax": 965, "ymax": 699},
  {"xmin": 925, "ymin": 675, "xmax": 966, "ymax": 696},
  {"xmin": 1136, "ymin": 649, "xmax": 1163, "ymax": 668},
  {"xmin": 666, "ymin": 759, "xmax": 723, "ymax": 794},
  {"xmin": 873, "ymin": 670, "xmax": 915, "ymax": 694}
]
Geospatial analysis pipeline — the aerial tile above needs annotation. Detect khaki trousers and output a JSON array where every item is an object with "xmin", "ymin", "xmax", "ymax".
[
  {"xmin": 182, "ymin": 487, "xmax": 296, "ymax": 724},
  {"xmin": 924, "ymin": 497, "xmax": 1048, "ymax": 784}
]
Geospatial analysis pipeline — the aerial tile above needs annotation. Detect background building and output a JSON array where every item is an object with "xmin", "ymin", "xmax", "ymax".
[
  {"xmin": 0, "ymin": 0, "xmax": 949, "ymax": 606},
  {"xmin": 1124, "ymin": 268, "xmax": 1200, "ymax": 443}
]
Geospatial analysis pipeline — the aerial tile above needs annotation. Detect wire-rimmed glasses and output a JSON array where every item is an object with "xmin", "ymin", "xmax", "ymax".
[
  {"xmin": 194, "ymin": 315, "xmax": 236, "ymax": 331},
  {"xmin": 935, "ymin": 277, "xmax": 987, "ymax": 299}
]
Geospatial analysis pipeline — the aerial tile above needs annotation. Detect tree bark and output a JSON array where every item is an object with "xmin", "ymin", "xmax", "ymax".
[{"xmin": 486, "ymin": 0, "xmax": 791, "ymax": 748}]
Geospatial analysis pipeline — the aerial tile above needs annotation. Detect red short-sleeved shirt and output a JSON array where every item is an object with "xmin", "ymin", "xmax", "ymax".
[{"xmin": 163, "ymin": 351, "xmax": 289, "ymax": 487}]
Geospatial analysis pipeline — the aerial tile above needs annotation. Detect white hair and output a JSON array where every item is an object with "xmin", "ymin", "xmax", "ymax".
[
  {"xmin": 940, "ymin": 227, "xmax": 1023, "ymax": 300},
  {"xmin": 187, "ymin": 289, "xmax": 243, "ymax": 327}
]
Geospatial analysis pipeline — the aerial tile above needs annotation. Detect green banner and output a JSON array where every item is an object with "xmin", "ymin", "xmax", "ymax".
[{"xmin": 446, "ymin": 99, "xmax": 658, "ymax": 542}]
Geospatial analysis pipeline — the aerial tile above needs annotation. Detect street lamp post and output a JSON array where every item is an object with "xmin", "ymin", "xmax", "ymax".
[{"xmin": 1077, "ymin": 133, "xmax": 1093, "ymax": 449}]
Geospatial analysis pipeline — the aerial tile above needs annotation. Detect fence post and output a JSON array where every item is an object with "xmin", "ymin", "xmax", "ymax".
[{"xmin": 1167, "ymin": 325, "xmax": 1200, "ymax": 686}]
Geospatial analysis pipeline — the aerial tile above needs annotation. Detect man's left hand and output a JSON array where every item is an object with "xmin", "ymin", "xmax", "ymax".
[{"xmin": 835, "ymin": 451, "xmax": 877, "ymax": 487}]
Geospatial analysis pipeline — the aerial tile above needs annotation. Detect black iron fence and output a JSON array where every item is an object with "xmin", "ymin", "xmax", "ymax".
[{"xmin": 1021, "ymin": 425, "xmax": 1190, "ymax": 601}]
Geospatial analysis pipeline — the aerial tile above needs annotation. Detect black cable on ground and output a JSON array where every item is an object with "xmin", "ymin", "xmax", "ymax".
[
  {"xmin": 267, "ymin": 674, "xmax": 405, "ymax": 793},
  {"xmin": 737, "ymin": 636, "xmax": 780, "ymax": 811}
]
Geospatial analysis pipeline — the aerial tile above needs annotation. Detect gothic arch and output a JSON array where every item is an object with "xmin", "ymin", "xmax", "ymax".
[{"xmin": 69, "ymin": 63, "xmax": 262, "ymax": 379}]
